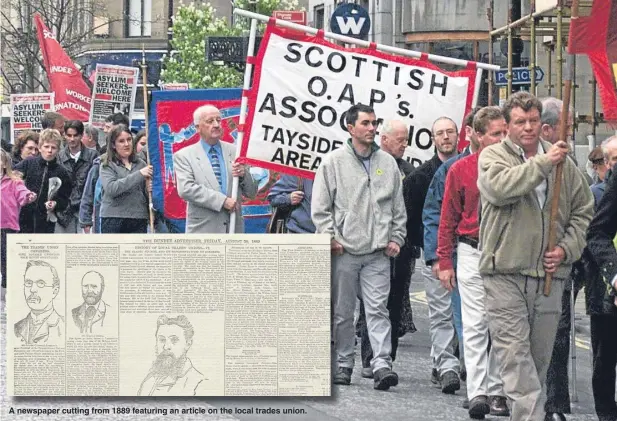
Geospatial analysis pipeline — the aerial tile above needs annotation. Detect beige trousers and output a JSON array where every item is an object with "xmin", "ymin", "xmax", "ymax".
[{"xmin": 484, "ymin": 273, "xmax": 564, "ymax": 421}]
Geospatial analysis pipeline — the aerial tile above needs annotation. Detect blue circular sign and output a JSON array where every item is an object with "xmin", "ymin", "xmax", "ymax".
[{"xmin": 329, "ymin": 3, "xmax": 371, "ymax": 40}]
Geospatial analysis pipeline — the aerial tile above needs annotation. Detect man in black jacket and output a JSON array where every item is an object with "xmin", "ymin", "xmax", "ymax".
[
  {"xmin": 358, "ymin": 119, "xmax": 416, "ymax": 378},
  {"xmin": 404, "ymin": 116, "xmax": 460, "ymax": 394},
  {"xmin": 55, "ymin": 120, "xmax": 98, "ymax": 233},
  {"xmin": 586, "ymin": 162, "xmax": 617, "ymax": 421},
  {"xmin": 15, "ymin": 129, "xmax": 72, "ymax": 234}
]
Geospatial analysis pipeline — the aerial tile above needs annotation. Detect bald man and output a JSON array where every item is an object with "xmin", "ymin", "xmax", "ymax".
[
  {"xmin": 174, "ymin": 105, "xmax": 257, "ymax": 233},
  {"xmin": 358, "ymin": 120, "xmax": 416, "ymax": 378},
  {"xmin": 72, "ymin": 271, "xmax": 109, "ymax": 334}
]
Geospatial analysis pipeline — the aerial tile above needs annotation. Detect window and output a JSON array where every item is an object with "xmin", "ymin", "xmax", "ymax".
[
  {"xmin": 127, "ymin": 0, "xmax": 152, "ymax": 37},
  {"xmin": 314, "ymin": 6, "xmax": 324, "ymax": 29}
]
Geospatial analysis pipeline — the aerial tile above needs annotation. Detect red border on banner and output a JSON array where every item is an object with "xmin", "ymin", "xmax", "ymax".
[{"xmin": 241, "ymin": 25, "xmax": 479, "ymax": 180}]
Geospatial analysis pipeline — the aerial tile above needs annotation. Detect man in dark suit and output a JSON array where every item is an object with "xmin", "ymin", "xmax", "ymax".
[
  {"xmin": 72, "ymin": 271, "xmax": 108, "ymax": 334},
  {"xmin": 15, "ymin": 260, "xmax": 64, "ymax": 346},
  {"xmin": 173, "ymin": 105, "xmax": 257, "ymax": 234}
]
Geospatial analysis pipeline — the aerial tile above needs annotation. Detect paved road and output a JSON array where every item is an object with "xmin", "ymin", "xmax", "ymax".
[{"xmin": 1, "ymin": 261, "xmax": 598, "ymax": 421}]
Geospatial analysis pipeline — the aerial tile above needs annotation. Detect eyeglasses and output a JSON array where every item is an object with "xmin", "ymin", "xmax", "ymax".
[
  {"xmin": 24, "ymin": 280, "xmax": 54, "ymax": 288},
  {"xmin": 434, "ymin": 129, "xmax": 456, "ymax": 137}
]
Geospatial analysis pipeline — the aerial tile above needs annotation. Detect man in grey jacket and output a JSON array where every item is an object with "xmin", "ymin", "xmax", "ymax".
[{"xmin": 312, "ymin": 103, "xmax": 407, "ymax": 391}]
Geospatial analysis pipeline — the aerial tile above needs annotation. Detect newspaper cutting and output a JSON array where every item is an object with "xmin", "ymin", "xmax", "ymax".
[
  {"xmin": 10, "ymin": 93, "xmax": 55, "ymax": 142},
  {"xmin": 6, "ymin": 234, "xmax": 331, "ymax": 397},
  {"xmin": 89, "ymin": 64, "xmax": 139, "ymax": 129}
]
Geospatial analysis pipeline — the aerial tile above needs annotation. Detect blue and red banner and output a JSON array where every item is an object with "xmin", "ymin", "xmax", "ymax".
[{"xmin": 147, "ymin": 88, "xmax": 280, "ymax": 233}]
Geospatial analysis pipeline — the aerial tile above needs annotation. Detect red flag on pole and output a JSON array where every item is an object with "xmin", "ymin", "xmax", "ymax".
[
  {"xmin": 568, "ymin": 0, "xmax": 617, "ymax": 122},
  {"xmin": 34, "ymin": 13, "xmax": 91, "ymax": 121}
]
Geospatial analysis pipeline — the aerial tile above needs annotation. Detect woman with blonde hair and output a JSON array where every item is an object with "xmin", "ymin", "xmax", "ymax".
[
  {"xmin": 1, "ymin": 150, "xmax": 37, "ymax": 289},
  {"xmin": 14, "ymin": 129, "xmax": 72, "ymax": 233},
  {"xmin": 99, "ymin": 125, "xmax": 152, "ymax": 233}
]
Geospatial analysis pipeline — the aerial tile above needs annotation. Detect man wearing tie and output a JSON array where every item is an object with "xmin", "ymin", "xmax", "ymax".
[
  {"xmin": 173, "ymin": 105, "xmax": 257, "ymax": 233},
  {"xmin": 72, "ymin": 271, "xmax": 108, "ymax": 334}
]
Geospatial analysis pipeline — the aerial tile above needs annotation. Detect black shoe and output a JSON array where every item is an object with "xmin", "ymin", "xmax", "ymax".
[
  {"xmin": 440, "ymin": 371, "xmax": 460, "ymax": 394},
  {"xmin": 544, "ymin": 413, "xmax": 566, "ymax": 421},
  {"xmin": 373, "ymin": 368, "xmax": 399, "ymax": 391},
  {"xmin": 468, "ymin": 395, "xmax": 490, "ymax": 420},
  {"xmin": 489, "ymin": 396, "xmax": 510, "ymax": 417},
  {"xmin": 333, "ymin": 367, "xmax": 352, "ymax": 385},
  {"xmin": 431, "ymin": 368, "xmax": 440, "ymax": 385}
]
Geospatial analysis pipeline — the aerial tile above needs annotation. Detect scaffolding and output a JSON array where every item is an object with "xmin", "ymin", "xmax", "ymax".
[{"xmin": 487, "ymin": 0, "xmax": 601, "ymax": 139}]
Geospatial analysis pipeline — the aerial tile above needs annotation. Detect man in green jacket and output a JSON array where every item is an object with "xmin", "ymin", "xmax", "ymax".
[{"xmin": 477, "ymin": 92, "xmax": 593, "ymax": 421}]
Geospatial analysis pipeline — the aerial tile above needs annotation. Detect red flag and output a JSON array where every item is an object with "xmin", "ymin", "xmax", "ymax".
[
  {"xmin": 568, "ymin": 0, "xmax": 617, "ymax": 122},
  {"xmin": 34, "ymin": 13, "xmax": 91, "ymax": 121}
]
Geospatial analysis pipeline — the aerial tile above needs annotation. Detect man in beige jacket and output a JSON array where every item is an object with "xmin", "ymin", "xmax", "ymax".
[{"xmin": 477, "ymin": 92, "xmax": 593, "ymax": 421}]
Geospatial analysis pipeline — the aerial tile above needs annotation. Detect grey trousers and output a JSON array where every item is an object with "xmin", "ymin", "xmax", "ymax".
[
  {"xmin": 423, "ymin": 263, "xmax": 460, "ymax": 375},
  {"xmin": 332, "ymin": 250, "xmax": 392, "ymax": 372},
  {"xmin": 484, "ymin": 273, "xmax": 564, "ymax": 421}
]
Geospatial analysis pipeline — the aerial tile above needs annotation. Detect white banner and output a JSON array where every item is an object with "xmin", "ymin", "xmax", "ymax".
[
  {"xmin": 242, "ymin": 27, "xmax": 477, "ymax": 177},
  {"xmin": 10, "ymin": 93, "xmax": 55, "ymax": 142},
  {"xmin": 89, "ymin": 64, "xmax": 139, "ymax": 129}
]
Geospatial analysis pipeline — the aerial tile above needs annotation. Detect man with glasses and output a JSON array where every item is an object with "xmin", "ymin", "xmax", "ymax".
[
  {"xmin": 174, "ymin": 105, "xmax": 257, "ymax": 233},
  {"xmin": 404, "ymin": 116, "xmax": 461, "ymax": 394},
  {"xmin": 14, "ymin": 260, "xmax": 65, "ymax": 346}
]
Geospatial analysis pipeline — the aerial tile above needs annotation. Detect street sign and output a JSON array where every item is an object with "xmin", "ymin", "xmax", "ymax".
[
  {"xmin": 206, "ymin": 36, "xmax": 263, "ymax": 63},
  {"xmin": 329, "ymin": 3, "xmax": 370, "ymax": 40},
  {"xmin": 495, "ymin": 67, "xmax": 545, "ymax": 86},
  {"xmin": 161, "ymin": 83, "xmax": 189, "ymax": 90},
  {"xmin": 273, "ymin": 10, "xmax": 306, "ymax": 25}
]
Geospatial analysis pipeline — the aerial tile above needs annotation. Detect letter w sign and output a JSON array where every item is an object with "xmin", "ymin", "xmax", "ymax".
[{"xmin": 330, "ymin": 3, "xmax": 371, "ymax": 40}]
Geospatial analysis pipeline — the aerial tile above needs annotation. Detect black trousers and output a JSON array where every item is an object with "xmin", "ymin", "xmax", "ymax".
[
  {"xmin": 545, "ymin": 285, "xmax": 579, "ymax": 413},
  {"xmin": 359, "ymin": 246, "xmax": 415, "ymax": 367},
  {"xmin": 590, "ymin": 314, "xmax": 617, "ymax": 421},
  {"xmin": 101, "ymin": 217, "xmax": 148, "ymax": 234},
  {"xmin": 1, "ymin": 228, "xmax": 17, "ymax": 288}
]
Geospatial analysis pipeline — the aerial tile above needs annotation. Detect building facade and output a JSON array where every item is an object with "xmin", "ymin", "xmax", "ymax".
[{"xmin": 307, "ymin": 0, "xmax": 614, "ymax": 146}]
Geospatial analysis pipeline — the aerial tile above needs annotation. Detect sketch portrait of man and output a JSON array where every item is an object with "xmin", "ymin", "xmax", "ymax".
[
  {"xmin": 72, "ymin": 271, "xmax": 109, "ymax": 334},
  {"xmin": 14, "ymin": 260, "xmax": 65, "ymax": 345},
  {"xmin": 137, "ymin": 315, "xmax": 205, "ymax": 396}
]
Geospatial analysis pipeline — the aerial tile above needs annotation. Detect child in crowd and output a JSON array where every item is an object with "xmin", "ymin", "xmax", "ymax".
[{"xmin": 0, "ymin": 150, "xmax": 37, "ymax": 291}]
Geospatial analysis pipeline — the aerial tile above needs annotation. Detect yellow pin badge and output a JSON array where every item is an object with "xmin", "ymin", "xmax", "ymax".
[{"xmin": 376, "ymin": 169, "xmax": 384, "ymax": 176}]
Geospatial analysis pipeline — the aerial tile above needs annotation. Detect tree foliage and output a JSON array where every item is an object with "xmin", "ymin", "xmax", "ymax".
[
  {"xmin": 160, "ymin": 3, "xmax": 242, "ymax": 89},
  {"xmin": 160, "ymin": 0, "xmax": 303, "ymax": 89}
]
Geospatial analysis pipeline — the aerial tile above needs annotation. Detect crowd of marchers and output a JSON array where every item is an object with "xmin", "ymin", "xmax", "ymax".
[
  {"xmin": 266, "ymin": 93, "xmax": 617, "ymax": 421},
  {"xmin": 2, "ymin": 93, "xmax": 617, "ymax": 421}
]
